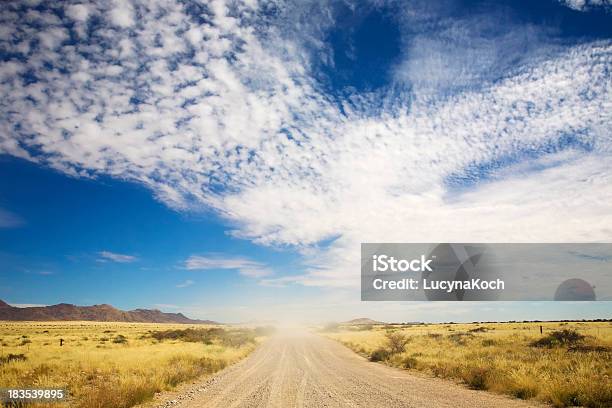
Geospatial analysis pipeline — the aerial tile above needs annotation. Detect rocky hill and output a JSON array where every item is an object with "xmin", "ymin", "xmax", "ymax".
[
  {"xmin": 342, "ymin": 317, "xmax": 386, "ymax": 325},
  {"xmin": 0, "ymin": 300, "xmax": 217, "ymax": 324}
]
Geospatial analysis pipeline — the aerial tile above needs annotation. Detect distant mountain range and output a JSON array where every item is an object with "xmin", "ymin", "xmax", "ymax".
[
  {"xmin": 0, "ymin": 300, "xmax": 218, "ymax": 324},
  {"xmin": 342, "ymin": 317, "xmax": 386, "ymax": 325}
]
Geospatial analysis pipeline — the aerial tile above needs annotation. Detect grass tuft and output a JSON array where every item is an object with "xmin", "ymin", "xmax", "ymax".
[{"xmin": 463, "ymin": 367, "xmax": 490, "ymax": 390}]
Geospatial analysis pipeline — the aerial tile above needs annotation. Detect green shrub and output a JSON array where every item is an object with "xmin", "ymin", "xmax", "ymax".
[
  {"xmin": 530, "ymin": 330, "xmax": 585, "ymax": 348},
  {"xmin": 469, "ymin": 327, "xmax": 488, "ymax": 333},
  {"xmin": 218, "ymin": 330, "xmax": 255, "ymax": 347},
  {"xmin": 448, "ymin": 332, "xmax": 474, "ymax": 345},
  {"xmin": 150, "ymin": 328, "xmax": 222, "ymax": 343},
  {"xmin": 567, "ymin": 344, "xmax": 609, "ymax": 353},
  {"xmin": 385, "ymin": 331, "xmax": 410, "ymax": 354},
  {"xmin": 0, "ymin": 353, "xmax": 27, "ymax": 365},
  {"xmin": 112, "ymin": 335, "xmax": 128, "ymax": 344},
  {"xmin": 369, "ymin": 347, "xmax": 391, "ymax": 362},
  {"xmin": 150, "ymin": 328, "xmax": 255, "ymax": 347}
]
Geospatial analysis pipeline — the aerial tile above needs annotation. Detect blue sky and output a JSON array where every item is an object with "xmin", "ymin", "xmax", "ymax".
[
  {"xmin": 0, "ymin": 0, "xmax": 611, "ymax": 323},
  {"xmin": 0, "ymin": 155, "xmax": 317, "ymax": 321}
]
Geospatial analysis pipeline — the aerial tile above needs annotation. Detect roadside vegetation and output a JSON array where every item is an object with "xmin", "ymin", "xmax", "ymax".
[
  {"xmin": 0, "ymin": 321, "xmax": 272, "ymax": 408},
  {"xmin": 324, "ymin": 321, "xmax": 611, "ymax": 408}
]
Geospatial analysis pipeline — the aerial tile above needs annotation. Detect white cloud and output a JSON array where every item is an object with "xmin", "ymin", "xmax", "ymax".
[
  {"xmin": 259, "ymin": 275, "xmax": 310, "ymax": 287},
  {"xmin": 9, "ymin": 303, "xmax": 48, "ymax": 308},
  {"xmin": 563, "ymin": 0, "xmax": 588, "ymax": 10},
  {"xmin": 560, "ymin": 0, "xmax": 611, "ymax": 11},
  {"xmin": 176, "ymin": 279, "xmax": 195, "ymax": 288},
  {"xmin": 98, "ymin": 251, "xmax": 137, "ymax": 263},
  {"xmin": 65, "ymin": 4, "xmax": 91, "ymax": 22},
  {"xmin": 239, "ymin": 267, "xmax": 275, "ymax": 279},
  {"xmin": 0, "ymin": 208, "xmax": 23, "ymax": 228},
  {"xmin": 0, "ymin": 0, "xmax": 610, "ymax": 294},
  {"xmin": 108, "ymin": 0, "xmax": 134, "ymax": 28},
  {"xmin": 391, "ymin": 6, "xmax": 561, "ymax": 95},
  {"xmin": 38, "ymin": 27, "xmax": 69, "ymax": 50},
  {"xmin": 185, "ymin": 255, "xmax": 273, "ymax": 278}
]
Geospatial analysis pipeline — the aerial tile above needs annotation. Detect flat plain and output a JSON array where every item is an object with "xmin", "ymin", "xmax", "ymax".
[
  {"xmin": 0, "ymin": 321, "xmax": 264, "ymax": 407},
  {"xmin": 0, "ymin": 321, "xmax": 610, "ymax": 408},
  {"xmin": 324, "ymin": 321, "xmax": 612, "ymax": 408}
]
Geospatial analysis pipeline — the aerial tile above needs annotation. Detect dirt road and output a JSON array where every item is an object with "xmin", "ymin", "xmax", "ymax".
[{"xmin": 169, "ymin": 331, "xmax": 542, "ymax": 408}]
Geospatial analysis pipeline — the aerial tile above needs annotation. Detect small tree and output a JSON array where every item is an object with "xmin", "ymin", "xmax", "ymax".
[{"xmin": 385, "ymin": 331, "xmax": 410, "ymax": 354}]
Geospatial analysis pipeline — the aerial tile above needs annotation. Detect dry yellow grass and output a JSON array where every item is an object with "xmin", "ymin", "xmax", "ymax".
[
  {"xmin": 0, "ymin": 321, "xmax": 262, "ymax": 408},
  {"xmin": 325, "ymin": 321, "xmax": 612, "ymax": 408}
]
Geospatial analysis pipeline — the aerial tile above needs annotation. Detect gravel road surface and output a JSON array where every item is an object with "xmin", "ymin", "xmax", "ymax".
[{"xmin": 165, "ymin": 331, "xmax": 542, "ymax": 408}]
